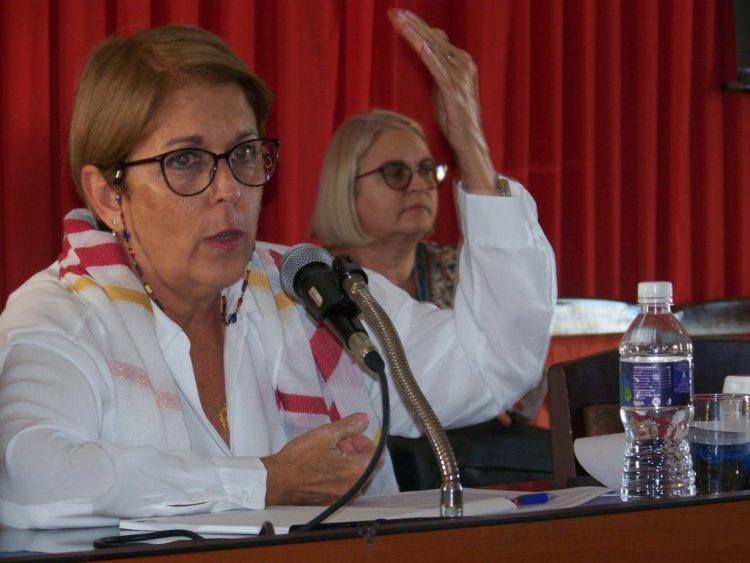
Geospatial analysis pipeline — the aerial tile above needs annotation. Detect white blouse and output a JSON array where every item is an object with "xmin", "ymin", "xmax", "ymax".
[{"xmin": 0, "ymin": 182, "xmax": 556, "ymax": 528}]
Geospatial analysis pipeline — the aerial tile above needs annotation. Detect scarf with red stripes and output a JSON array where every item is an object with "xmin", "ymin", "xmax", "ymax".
[{"xmin": 57, "ymin": 209, "xmax": 397, "ymax": 495}]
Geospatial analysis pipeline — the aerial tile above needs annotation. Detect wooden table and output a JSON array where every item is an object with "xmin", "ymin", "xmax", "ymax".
[{"xmin": 2, "ymin": 491, "xmax": 748, "ymax": 562}]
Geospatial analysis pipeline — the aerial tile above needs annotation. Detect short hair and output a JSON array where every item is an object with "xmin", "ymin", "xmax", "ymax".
[
  {"xmin": 69, "ymin": 24, "xmax": 272, "ymax": 206},
  {"xmin": 310, "ymin": 109, "xmax": 427, "ymax": 247}
]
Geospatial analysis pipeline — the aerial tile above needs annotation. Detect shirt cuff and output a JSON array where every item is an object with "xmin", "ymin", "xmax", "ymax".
[
  {"xmin": 213, "ymin": 456, "xmax": 267, "ymax": 510},
  {"xmin": 455, "ymin": 176, "xmax": 540, "ymax": 249}
]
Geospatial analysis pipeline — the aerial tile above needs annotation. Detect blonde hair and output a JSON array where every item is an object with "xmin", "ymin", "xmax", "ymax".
[
  {"xmin": 310, "ymin": 109, "xmax": 427, "ymax": 247},
  {"xmin": 69, "ymin": 24, "xmax": 272, "ymax": 204}
]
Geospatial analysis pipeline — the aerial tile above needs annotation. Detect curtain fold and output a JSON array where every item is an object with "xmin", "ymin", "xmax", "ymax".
[{"xmin": 1, "ymin": 0, "xmax": 748, "ymax": 306}]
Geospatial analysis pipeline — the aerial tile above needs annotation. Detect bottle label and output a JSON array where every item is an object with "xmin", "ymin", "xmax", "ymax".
[{"xmin": 620, "ymin": 360, "xmax": 691, "ymax": 407}]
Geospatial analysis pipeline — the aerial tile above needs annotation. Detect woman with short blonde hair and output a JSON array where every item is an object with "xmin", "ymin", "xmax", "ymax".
[
  {"xmin": 69, "ymin": 24, "xmax": 271, "ymax": 204},
  {"xmin": 311, "ymin": 109, "xmax": 426, "ymax": 248}
]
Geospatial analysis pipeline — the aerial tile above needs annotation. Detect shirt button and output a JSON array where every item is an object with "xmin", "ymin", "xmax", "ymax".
[{"xmin": 241, "ymin": 490, "xmax": 250, "ymax": 503}]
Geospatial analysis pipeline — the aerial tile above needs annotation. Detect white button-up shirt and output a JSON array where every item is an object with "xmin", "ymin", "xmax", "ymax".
[{"xmin": 0, "ymin": 183, "xmax": 556, "ymax": 528}]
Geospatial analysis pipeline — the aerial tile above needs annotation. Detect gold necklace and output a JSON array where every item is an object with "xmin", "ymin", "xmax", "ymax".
[{"xmin": 218, "ymin": 403, "xmax": 229, "ymax": 430}]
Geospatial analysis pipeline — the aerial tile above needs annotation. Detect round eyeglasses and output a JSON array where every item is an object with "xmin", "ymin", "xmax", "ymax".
[
  {"xmin": 355, "ymin": 159, "xmax": 448, "ymax": 191},
  {"xmin": 114, "ymin": 138, "xmax": 281, "ymax": 197}
]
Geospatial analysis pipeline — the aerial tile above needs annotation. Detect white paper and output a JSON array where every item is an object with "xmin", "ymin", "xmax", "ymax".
[
  {"xmin": 574, "ymin": 433, "xmax": 626, "ymax": 489},
  {"xmin": 722, "ymin": 375, "xmax": 750, "ymax": 394},
  {"xmin": 120, "ymin": 486, "xmax": 610, "ymax": 535}
]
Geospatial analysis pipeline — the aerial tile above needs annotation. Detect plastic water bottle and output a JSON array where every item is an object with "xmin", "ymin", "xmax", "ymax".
[{"xmin": 619, "ymin": 281, "xmax": 695, "ymax": 500}]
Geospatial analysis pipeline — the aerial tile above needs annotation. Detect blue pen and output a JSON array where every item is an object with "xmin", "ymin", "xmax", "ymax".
[{"xmin": 511, "ymin": 492, "xmax": 551, "ymax": 506}]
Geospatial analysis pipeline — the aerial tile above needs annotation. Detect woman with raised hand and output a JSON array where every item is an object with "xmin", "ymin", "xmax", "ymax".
[{"xmin": 311, "ymin": 10, "xmax": 554, "ymax": 488}]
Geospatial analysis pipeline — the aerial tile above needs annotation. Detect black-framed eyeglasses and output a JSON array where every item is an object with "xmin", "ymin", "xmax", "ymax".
[
  {"xmin": 114, "ymin": 138, "xmax": 281, "ymax": 197},
  {"xmin": 355, "ymin": 159, "xmax": 448, "ymax": 191}
]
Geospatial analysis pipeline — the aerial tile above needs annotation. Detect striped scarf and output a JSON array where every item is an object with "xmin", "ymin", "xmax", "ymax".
[{"xmin": 57, "ymin": 209, "xmax": 397, "ymax": 494}]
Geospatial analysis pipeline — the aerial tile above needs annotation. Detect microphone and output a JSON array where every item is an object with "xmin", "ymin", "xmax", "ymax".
[{"xmin": 280, "ymin": 243, "xmax": 384, "ymax": 372}]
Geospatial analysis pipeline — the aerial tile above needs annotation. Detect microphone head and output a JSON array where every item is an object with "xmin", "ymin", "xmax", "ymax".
[{"xmin": 279, "ymin": 243, "xmax": 334, "ymax": 300}]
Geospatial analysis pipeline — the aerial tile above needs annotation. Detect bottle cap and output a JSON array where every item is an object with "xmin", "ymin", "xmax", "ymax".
[{"xmin": 637, "ymin": 281, "xmax": 673, "ymax": 303}]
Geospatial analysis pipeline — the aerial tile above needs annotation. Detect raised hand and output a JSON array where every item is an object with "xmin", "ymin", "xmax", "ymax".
[{"xmin": 388, "ymin": 8, "xmax": 498, "ymax": 196}]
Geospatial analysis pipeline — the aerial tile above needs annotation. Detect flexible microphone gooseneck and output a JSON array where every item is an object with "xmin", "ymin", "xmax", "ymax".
[
  {"xmin": 333, "ymin": 255, "xmax": 463, "ymax": 518},
  {"xmin": 279, "ymin": 243, "xmax": 389, "ymax": 532}
]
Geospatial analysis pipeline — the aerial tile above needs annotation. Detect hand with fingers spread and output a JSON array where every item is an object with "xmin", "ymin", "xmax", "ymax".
[
  {"xmin": 388, "ymin": 8, "xmax": 497, "ymax": 196},
  {"xmin": 261, "ymin": 413, "xmax": 381, "ymax": 506}
]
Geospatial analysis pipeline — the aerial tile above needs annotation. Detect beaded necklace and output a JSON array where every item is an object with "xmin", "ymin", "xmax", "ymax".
[{"xmin": 113, "ymin": 203, "xmax": 250, "ymax": 326}]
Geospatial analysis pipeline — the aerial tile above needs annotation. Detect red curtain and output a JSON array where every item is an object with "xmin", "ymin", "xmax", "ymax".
[{"xmin": 1, "ymin": 0, "xmax": 748, "ymax": 306}]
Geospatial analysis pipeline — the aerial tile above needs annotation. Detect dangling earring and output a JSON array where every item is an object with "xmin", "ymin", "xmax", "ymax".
[
  {"xmin": 111, "ymin": 186, "xmax": 162, "ymax": 310},
  {"xmin": 111, "ymin": 218, "xmax": 118, "ymax": 238}
]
